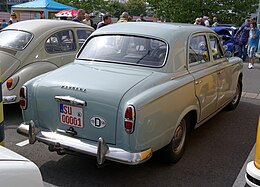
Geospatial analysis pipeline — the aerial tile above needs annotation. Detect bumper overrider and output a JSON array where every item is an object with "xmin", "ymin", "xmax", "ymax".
[{"xmin": 17, "ymin": 120, "xmax": 152, "ymax": 165}]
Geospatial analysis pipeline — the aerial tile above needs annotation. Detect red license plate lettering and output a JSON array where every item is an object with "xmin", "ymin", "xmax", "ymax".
[{"xmin": 60, "ymin": 104, "xmax": 83, "ymax": 128}]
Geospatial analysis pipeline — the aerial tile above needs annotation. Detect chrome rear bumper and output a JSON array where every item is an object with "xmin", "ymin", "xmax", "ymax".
[{"xmin": 17, "ymin": 121, "xmax": 152, "ymax": 165}]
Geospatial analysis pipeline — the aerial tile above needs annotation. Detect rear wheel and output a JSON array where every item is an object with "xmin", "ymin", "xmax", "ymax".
[
  {"xmin": 225, "ymin": 80, "xmax": 242, "ymax": 110},
  {"xmin": 160, "ymin": 116, "xmax": 190, "ymax": 163}
]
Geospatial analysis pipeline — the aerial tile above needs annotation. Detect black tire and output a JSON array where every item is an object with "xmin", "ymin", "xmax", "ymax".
[
  {"xmin": 225, "ymin": 79, "xmax": 242, "ymax": 111},
  {"xmin": 159, "ymin": 116, "xmax": 190, "ymax": 163}
]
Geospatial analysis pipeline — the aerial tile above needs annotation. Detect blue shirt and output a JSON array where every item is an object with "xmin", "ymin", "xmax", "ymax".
[
  {"xmin": 1, "ymin": 22, "xmax": 8, "ymax": 28},
  {"xmin": 238, "ymin": 23, "xmax": 251, "ymax": 43},
  {"xmin": 248, "ymin": 29, "xmax": 260, "ymax": 47}
]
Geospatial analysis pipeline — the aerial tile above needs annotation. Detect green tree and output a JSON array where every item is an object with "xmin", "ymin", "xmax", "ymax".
[
  {"xmin": 106, "ymin": 1, "xmax": 127, "ymax": 18},
  {"xmin": 147, "ymin": 0, "xmax": 259, "ymax": 25},
  {"xmin": 125, "ymin": 0, "xmax": 147, "ymax": 16},
  {"xmin": 55, "ymin": 0, "xmax": 108, "ymax": 13}
]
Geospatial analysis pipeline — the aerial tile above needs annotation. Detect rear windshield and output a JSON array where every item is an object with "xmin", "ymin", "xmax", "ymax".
[
  {"xmin": 78, "ymin": 35, "xmax": 167, "ymax": 67},
  {"xmin": 0, "ymin": 30, "xmax": 32, "ymax": 51}
]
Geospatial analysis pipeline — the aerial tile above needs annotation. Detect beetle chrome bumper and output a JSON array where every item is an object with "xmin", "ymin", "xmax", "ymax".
[
  {"xmin": 3, "ymin": 95, "xmax": 17, "ymax": 104},
  {"xmin": 17, "ymin": 121, "xmax": 152, "ymax": 165}
]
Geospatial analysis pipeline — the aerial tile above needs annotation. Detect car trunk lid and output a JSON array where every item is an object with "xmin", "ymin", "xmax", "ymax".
[{"xmin": 35, "ymin": 62, "xmax": 152, "ymax": 144}]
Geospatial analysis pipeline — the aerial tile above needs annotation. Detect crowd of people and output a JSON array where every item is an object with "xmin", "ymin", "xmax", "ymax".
[
  {"xmin": 194, "ymin": 16, "xmax": 218, "ymax": 27},
  {"xmin": 70, "ymin": 10, "xmax": 147, "ymax": 29},
  {"xmin": 236, "ymin": 18, "xmax": 260, "ymax": 69}
]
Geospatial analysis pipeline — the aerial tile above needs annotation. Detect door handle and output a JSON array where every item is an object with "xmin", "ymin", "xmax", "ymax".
[
  {"xmin": 195, "ymin": 80, "xmax": 202, "ymax": 85},
  {"xmin": 55, "ymin": 95, "xmax": 86, "ymax": 106},
  {"xmin": 217, "ymin": 70, "xmax": 223, "ymax": 75}
]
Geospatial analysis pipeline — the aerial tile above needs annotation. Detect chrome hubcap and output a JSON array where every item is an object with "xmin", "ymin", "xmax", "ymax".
[
  {"xmin": 172, "ymin": 119, "xmax": 186, "ymax": 153},
  {"xmin": 232, "ymin": 84, "xmax": 240, "ymax": 105}
]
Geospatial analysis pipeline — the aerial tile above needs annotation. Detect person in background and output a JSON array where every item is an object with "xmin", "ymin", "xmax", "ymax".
[
  {"xmin": 72, "ymin": 9, "xmax": 85, "ymax": 23},
  {"xmin": 128, "ymin": 16, "xmax": 133, "ymax": 22},
  {"xmin": 117, "ymin": 12, "xmax": 129, "ymax": 23},
  {"xmin": 199, "ymin": 17, "xmax": 205, "ymax": 26},
  {"xmin": 203, "ymin": 16, "xmax": 210, "ymax": 27},
  {"xmin": 236, "ymin": 18, "xmax": 251, "ymax": 62},
  {"xmin": 97, "ymin": 14, "xmax": 112, "ymax": 29},
  {"xmin": 82, "ymin": 13, "xmax": 93, "ymax": 27},
  {"xmin": 194, "ymin": 18, "xmax": 201, "ymax": 25},
  {"xmin": 136, "ymin": 14, "xmax": 146, "ymax": 22},
  {"xmin": 1, "ymin": 19, "xmax": 8, "ymax": 28},
  {"xmin": 246, "ymin": 21, "xmax": 260, "ymax": 69},
  {"xmin": 212, "ymin": 17, "xmax": 218, "ymax": 27},
  {"xmin": 8, "ymin": 12, "xmax": 18, "ymax": 25}
]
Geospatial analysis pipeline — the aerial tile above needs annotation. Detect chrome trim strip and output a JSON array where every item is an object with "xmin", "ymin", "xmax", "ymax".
[
  {"xmin": 3, "ymin": 95, "xmax": 17, "ymax": 103},
  {"xmin": 55, "ymin": 95, "xmax": 86, "ymax": 106}
]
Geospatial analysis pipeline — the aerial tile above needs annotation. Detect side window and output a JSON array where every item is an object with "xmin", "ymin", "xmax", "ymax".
[
  {"xmin": 189, "ymin": 35, "xmax": 209, "ymax": 64},
  {"xmin": 77, "ymin": 30, "xmax": 91, "ymax": 48},
  {"xmin": 209, "ymin": 35, "xmax": 224, "ymax": 60},
  {"xmin": 45, "ymin": 30, "xmax": 76, "ymax": 53}
]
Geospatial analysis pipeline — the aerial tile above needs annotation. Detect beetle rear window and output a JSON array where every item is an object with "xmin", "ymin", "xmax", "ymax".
[
  {"xmin": 78, "ymin": 35, "xmax": 167, "ymax": 67},
  {"xmin": 0, "ymin": 30, "xmax": 32, "ymax": 50}
]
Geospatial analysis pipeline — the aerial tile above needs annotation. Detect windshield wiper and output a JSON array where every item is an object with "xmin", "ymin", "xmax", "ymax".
[{"xmin": 135, "ymin": 50, "xmax": 151, "ymax": 64}]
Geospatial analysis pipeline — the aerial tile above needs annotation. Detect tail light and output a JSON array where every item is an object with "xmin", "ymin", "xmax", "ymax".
[
  {"xmin": 124, "ymin": 105, "xmax": 135, "ymax": 134},
  {"xmin": 19, "ymin": 86, "xmax": 27, "ymax": 110},
  {"xmin": 6, "ymin": 76, "xmax": 19, "ymax": 90},
  {"xmin": 6, "ymin": 78, "xmax": 13, "ymax": 90}
]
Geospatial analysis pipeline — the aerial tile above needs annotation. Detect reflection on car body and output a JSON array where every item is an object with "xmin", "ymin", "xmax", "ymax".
[
  {"xmin": 0, "ymin": 19, "xmax": 94, "ymax": 104},
  {"xmin": 0, "ymin": 145, "xmax": 43, "ymax": 187},
  {"xmin": 18, "ymin": 22, "xmax": 243, "ymax": 165}
]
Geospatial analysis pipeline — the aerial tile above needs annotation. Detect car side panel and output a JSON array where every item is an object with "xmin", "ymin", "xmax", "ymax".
[
  {"xmin": 0, "ymin": 161, "xmax": 43, "ymax": 187},
  {"xmin": 216, "ymin": 58, "xmax": 242, "ymax": 108},
  {"xmin": 189, "ymin": 63, "xmax": 218, "ymax": 121},
  {"xmin": 118, "ymin": 74, "xmax": 198, "ymax": 152}
]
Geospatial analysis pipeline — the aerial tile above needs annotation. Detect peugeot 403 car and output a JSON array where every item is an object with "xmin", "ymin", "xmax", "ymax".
[{"xmin": 18, "ymin": 22, "xmax": 243, "ymax": 165}]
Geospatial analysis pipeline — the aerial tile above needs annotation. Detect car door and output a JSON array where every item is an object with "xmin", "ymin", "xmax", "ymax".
[
  {"xmin": 188, "ymin": 34, "xmax": 218, "ymax": 121},
  {"xmin": 209, "ymin": 34, "xmax": 235, "ymax": 109}
]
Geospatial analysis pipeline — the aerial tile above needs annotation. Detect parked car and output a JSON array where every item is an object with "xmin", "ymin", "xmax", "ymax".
[
  {"xmin": 0, "ymin": 145, "xmax": 43, "ymax": 187},
  {"xmin": 245, "ymin": 116, "xmax": 260, "ymax": 187},
  {"xmin": 211, "ymin": 26, "xmax": 239, "ymax": 56},
  {"xmin": 0, "ymin": 19, "xmax": 94, "ymax": 104},
  {"xmin": 17, "ymin": 22, "xmax": 243, "ymax": 165}
]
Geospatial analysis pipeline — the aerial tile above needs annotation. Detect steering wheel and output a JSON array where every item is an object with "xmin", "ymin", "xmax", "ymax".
[{"xmin": 150, "ymin": 44, "xmax": 166, "ymax": 57}]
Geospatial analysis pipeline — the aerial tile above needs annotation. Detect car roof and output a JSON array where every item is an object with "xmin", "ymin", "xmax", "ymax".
[
  {"xmin": 92, "ymin": 22, "xmax": 215, "ymax": 42},
  {"xmin": 3, "ymin": 19, "xmax": 94, "ymax": 34}
]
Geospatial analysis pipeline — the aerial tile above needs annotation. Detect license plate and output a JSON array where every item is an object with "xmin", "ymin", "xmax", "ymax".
[{"xmin": 60, "ymin": 103, "xmax": 83, "ymax": 128}]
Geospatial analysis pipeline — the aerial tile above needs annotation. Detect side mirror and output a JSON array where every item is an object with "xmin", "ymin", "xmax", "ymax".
[{"xmin": 224, "ymin": 51, "xmax": 232, "ymax": 58}]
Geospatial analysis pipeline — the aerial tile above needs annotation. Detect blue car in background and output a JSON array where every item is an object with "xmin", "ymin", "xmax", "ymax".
[{"xmin": 211, "ymin": 26, "xmax": 239, "ymax": 55}]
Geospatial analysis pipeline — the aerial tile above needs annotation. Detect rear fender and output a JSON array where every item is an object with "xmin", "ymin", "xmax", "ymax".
[{"xmin": 2, "ymin": 62, "xmax": 58, "ymax": 103}]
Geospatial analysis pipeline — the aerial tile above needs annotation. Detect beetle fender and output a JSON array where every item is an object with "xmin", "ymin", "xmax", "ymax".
[{"xmin": 3, "ymin": 62, "xmax": 58, "ymax": 104}]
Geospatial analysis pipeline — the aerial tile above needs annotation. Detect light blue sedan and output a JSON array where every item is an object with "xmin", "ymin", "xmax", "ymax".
[{"xmin": 18, "ymin": 22, "xmax": 243, "ymax": 165}]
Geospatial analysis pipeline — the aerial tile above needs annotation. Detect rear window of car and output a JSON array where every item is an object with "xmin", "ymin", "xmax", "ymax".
[
  {"xmin": 78, "ymin": 35, "xmax": 167, "ymax": 67},
  {"xmin": 0, "ymin": 30, "xmax": 32, "ymax": 51}
]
